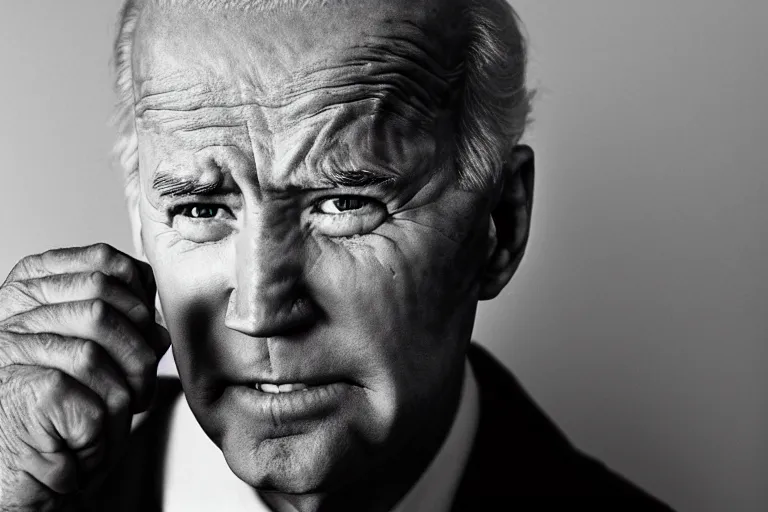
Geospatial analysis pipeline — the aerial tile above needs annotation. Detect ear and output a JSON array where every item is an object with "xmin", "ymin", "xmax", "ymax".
[
  {"xmin": 126, "ymin": 191, "xmax": 168, "ymax": 327},
  {"xmin": 127, "ymin": 193, "xmax": 147, "ymax": 262},
  {"xmin": 478, "ymin": 145, "xmax": 535, "ymax": 300}
]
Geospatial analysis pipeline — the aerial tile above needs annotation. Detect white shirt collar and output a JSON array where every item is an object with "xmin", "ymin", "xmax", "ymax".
[{"xmin": 163, "ymin": 360, "xmax": 479, "ymax": 512}]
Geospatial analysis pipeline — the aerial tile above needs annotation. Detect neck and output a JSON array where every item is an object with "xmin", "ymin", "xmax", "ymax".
[{"xmin": 259, "ymin": 365, "xmax": 467, "ymax": 512}]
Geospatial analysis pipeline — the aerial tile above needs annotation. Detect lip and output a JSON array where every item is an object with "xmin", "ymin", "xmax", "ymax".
[
  {"xmin": 231, "ymin": 371, "xmax": 355, "ymax": 389},
  {"xmin": 226, "ymin": 381, "xmax": 350, "ymax": 424}
]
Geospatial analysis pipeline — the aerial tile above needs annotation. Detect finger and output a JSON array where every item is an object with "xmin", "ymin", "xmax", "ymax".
[
  {"xmin": 5, "ymin": 243, "xmax": 155, "ymax": 306},
  {"xmin": 0, "ymin": 331, "xmax": 132, "ymax": 418},
  {"xmin": 0, "ymin": 271, "xmax": 153, "ymax": 326},
  {"xmin": 0, "ymin": 272, "xmax": 168, "ymax": 362},
  {"xmin": 0, "ymin": 300, "xmax": 158, "ymax": 412},
  {"xmin": 3, "ymin": 466, "xmax": 67, "ymax": 509},
  {"xmin": 19, "ymin": 449, "xmax": 79, "ymax": 495},
  {"xmin": 151, "ymin": 323, "xmax": 172, "ymax": 363},
  {"xmin": 19, "ymin": 368, "xmax": 107, "ymax": 490},
  {"xmin": 0, "ymin": 332, "xmax": 132, "ymax": 471}
]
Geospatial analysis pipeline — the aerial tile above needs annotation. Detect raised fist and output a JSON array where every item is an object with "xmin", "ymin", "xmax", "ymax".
[{"xmin": 0, "ymin": 244, "xmax": 170, "ymax": 510}]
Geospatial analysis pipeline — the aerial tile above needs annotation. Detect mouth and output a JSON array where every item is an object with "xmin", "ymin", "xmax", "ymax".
[
  {"xmin": 253, "ymin": 382, "xmax": 310, "ymax": 394},
  {"xmin": 224, "ymin": 378, "xmax": 357, "ymax": 425},
  {"xmin": 244, "ymin": 373, "xmax": 360, "ymax": 393}
]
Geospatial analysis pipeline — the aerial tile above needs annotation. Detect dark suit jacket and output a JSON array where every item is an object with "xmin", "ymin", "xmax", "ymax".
[{"xmin": 84, "ymin": 344, "xmax": 675, "ymax": 511}]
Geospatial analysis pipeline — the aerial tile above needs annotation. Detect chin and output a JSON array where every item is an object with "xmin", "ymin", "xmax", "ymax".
[{"xmin": 219, "ymin": 423, "xmax": 358, "ymax": 495}]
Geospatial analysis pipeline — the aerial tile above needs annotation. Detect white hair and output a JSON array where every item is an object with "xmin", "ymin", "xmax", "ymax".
[{"xmin": 111, "ymin": 0, "xmax": 532, "ymax": 202}]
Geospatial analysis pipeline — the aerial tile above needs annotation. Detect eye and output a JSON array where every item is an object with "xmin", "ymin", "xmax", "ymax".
[
  {"xmin": 177, "ymin": 205, "xmax": 223, "ymax": 219},
  {"xmin": 170, "ymin": 203, "xmax": 235, "ymax": 243},
  {"xmin": 309, "ymin": 196, "xmax": 387, "ymax": 237},
  {"xmin": 316, "ymin": 197, "xmax": 369, "ymax": 214}
]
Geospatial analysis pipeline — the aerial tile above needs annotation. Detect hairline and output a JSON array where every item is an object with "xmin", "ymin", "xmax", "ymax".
[{"xmin": 111, "ymin": 0, "xmax": 532, "ymax": 208}]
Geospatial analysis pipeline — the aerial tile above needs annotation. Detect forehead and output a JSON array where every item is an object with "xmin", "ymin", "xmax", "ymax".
[
  {"xmin": 132, "ymin": 0, "xmax": 468, "ymax": 189},
  {"xmin": 132, "ymin": 0, "xmax": 467, "ymax": 118}
]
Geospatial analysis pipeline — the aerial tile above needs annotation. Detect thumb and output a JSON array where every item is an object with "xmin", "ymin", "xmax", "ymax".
[{"xmin": 18, "ymin": 449, "xmax": 79, "ymax": 496}]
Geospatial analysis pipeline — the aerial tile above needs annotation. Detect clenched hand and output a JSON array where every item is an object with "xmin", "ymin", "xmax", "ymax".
[{"xmin": 0, "ymin": 244, "xmax": 170, "ymax": 510}]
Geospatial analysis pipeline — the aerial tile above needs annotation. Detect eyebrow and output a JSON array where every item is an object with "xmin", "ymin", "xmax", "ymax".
[
  {"xmin": 151, "ymin": 167, "xmax": 398, "ymax": 198},
  {"xmin": 322, "ymin": 167, "xmax": 398, "ymax": 188},
  {"xmin": 152, "ymin": 172, "xmax": 225, "ymax": 198}
]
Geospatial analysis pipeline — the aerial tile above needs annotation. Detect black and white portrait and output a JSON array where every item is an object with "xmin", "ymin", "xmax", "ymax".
[{"xmin": 0, "ymin": 1, "xmax": 765, "ymax": 511}]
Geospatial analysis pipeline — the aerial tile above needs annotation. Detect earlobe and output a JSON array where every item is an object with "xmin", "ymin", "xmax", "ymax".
[{"xmin": 478, "ymin": 145, "xmax": 535, "ymax": 300}]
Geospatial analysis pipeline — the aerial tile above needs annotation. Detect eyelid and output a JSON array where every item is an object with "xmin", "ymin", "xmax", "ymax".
[
  {"xmin": 170, "ymin": 202, "xmax": 235, "ymax": 219},
  {"xmin": 311, "ymin": 194, "xmax": 383, "ymax": 211},
  {"xmin": 167, "ymin": 192, "xmax": 239, "ymax": 206},
  {"xmin": 305, "ymin": 194, "xmax": 388, "ymax": 237}
]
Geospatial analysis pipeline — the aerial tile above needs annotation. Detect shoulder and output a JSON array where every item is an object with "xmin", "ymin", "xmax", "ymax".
[{"xmin": 453, "ymin": 344, "xmax": 675, "ymax": 510}]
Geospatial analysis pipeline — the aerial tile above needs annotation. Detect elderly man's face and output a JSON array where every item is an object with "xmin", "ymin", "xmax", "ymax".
[{"xmin": 133, "ymin": 0, "xmax": 494, "ymax": 493}]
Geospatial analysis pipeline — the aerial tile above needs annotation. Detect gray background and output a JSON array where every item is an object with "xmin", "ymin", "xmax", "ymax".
[{"xmin": 1, "ymin": 1, "xmax": 765, "ymax": 510}]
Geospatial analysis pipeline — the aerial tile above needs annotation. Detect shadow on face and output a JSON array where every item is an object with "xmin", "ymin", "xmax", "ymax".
[{"xmin": 131, "ymin": 0, "xmax": 517, "ymax": 496}]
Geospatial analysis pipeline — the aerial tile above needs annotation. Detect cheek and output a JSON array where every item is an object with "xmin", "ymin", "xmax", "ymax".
[
  {"xmin": 151, "ymin": 245, "xmax": 234, "ymax": 394},
  {"xmin": 306, "ymin": 223, "xmax": 480, "ymax": 377},
  {"xmin": 142, "ymin": 216, "xmax": 233, "ymax": 346},
  {"xmin": 303, "ymin": 223, "xmax": 481, "ymax": 442}
]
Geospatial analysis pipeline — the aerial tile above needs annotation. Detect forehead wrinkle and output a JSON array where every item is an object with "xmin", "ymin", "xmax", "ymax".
[
  {"xmin": 139, "ymin": 96, "xmax": 438, "ymax": 194},
  {"xmin": 132, "ymin": 3, "xmax": 465, "ymax": 121},
  {"xmin": 132, "ymin": 2, "xmax": 465, "ymax": 194},
  {"xmin": 271, "ymin": 31, "xmax": 462, "ymax": 122},
  {"xmin": 300, "ymin": 103, "xmax": 434, "ymax": 187},
  {"xmin": 139, "ymin": 106, "xmax": 246, "ymax": 135},
  {"xmin": 135, "ymin": 75, "xmax": 284, "ymax": 118},
  {"xmin": 134, "ymin": 76, "xmax": 213, "ymax": 116},
  {"xmin": 283, "ymin": 68, "xmax": 447, "ymax": 127},
  {"xmin": 136, "ymin": 59, "xmax": 451, "ymax": 134}
]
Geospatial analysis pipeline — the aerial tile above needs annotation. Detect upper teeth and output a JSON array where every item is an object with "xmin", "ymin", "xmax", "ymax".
[{"xmin": 256, "ymin": 383, "xmax": 309, "ymax": 393}]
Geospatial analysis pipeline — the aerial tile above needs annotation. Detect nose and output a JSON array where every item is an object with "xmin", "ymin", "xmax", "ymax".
[{"xmin": 224, "ymin": 209, "xmax": 316, "ymax": 337}]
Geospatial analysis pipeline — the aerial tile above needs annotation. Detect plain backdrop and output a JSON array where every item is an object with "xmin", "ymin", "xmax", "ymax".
[{"xmin": 1, "ymin": 1, "xmax": 766, "ymax": 511}]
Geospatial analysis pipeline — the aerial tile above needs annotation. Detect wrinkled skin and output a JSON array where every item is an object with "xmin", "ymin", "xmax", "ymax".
[
  {"xmin": 0, "ymin": 244, "xmax": 168, "ymax": 511},
  {"xmin": 0, "ymin": 2, "xmax": 533, "ymax": 511},
  {"xmin": 128, "ymin": 1, "xmax": 532, "ymax": 512}
]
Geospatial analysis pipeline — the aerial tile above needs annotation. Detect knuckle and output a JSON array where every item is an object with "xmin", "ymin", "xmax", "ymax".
[
  {"xmin": 127, "ymin": 346, "xmax": 157, "ymax": 375},
  {"xmin": 88, "ymin": 270, "xmax": 110, "ymax": 295},
  {"xmin": 91, "ymin": 243, "xmax": 134, "ymax": 282},
  {"xmin": 64, "ymin": 395, "xmax": 105, "ymax": 447},
  {"xmin": 86, "ymin": 401, "xmax": 106, "ymax": 430},
  {"xmin": 36, "ymin": 376, "xmax": 106, "ymax": 447},
  {"xmin": 75, "ymin": 340, "xmax": 103, "ymax": 374},
  {"xmin": 35, "ymin": 368, "xmax": 69, "ymax": 400},
  {"xmin": 114, "ymin": 257, "xmax": 137, "ymax": 284},
  {"xmin": 90, "ymin": 243, "xmax": 115, "ymax": 266},
  {"xmin": 42, "ymin": 367, "xmax": 68, "ymax": 390},
  {"xmin": 87, "ymin": 298, "xmax": 111, "ymax": 325},
  {"xmin": 104, "ymin": 384, "xmax": 131, "ymax": 416},
  {"xmin": 107, "ymin": 383, "xmax": 131, "ymax": 413}
]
